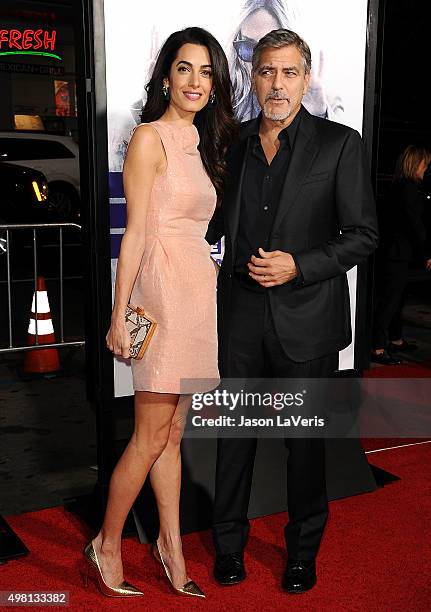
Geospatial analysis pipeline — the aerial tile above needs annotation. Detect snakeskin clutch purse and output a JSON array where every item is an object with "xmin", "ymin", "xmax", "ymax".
[{"xmin": 125, "ymin": 304, "xmax": 157, "ymax": 360}]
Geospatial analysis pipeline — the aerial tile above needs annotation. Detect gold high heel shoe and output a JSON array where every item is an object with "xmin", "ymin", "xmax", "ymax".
[
  {"xmin": 152, "ymin": 540, "xmax": 205, "ymax": 598},
  {"xmin": 83, "ymin": 540, "xmax": 144, "ymax": 597}
]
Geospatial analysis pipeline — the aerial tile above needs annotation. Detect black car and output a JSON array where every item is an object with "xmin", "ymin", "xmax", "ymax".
[
  {"xmin": 0, "ymin": 162, "xmax": 49, "ymax": 223},
  {"xmin": 0, "ymin": 162, "xmax": 82, "ymax": 281}
]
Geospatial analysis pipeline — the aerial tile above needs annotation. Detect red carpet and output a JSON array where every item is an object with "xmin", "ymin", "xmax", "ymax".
[
  {"xmin": 1, "ymin": 442, "xmax": 430, "ymax": 611},
  {"xmin": 361, "ymin": 361, "xmax": 431, "ymax": 451},
  {"xmin": 364, "ymin": 361, "xmax": 431, "ymax": 378},
  {"xmin": 362, "ymin": 438, "xmax": 430, "ymax": 451}
]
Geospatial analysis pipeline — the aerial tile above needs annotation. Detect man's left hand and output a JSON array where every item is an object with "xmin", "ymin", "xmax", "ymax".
[{"xmin": 248, "ymin": 247, "xmax": 297, "ymax": 287}]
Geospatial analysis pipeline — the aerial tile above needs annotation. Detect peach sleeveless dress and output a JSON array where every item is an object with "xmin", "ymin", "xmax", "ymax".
[{"xmin": 129, "ymin": 120, "xmax": 219, "ymax": 394}]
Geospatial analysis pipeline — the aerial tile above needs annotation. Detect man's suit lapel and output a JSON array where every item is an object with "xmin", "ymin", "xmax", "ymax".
[{"xmin": 270, "ymin": 109, "xmax": 320, "ymax": 236}]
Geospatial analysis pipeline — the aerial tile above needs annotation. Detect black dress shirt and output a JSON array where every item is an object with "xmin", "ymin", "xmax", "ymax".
[{"xmin": 235, "ymin": 107, "xmax": 303, "ymax": 277}]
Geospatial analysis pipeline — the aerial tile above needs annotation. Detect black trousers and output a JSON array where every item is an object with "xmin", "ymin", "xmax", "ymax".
[
  {"xmin": 373, "ymin": 259, "xmax": 409, "ymax": 349},
  {"xmin": 213, "ymin": 277, "xmax": 338, "ymax": 561}
]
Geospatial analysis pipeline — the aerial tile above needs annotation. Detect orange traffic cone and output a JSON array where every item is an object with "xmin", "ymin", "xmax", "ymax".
[{"xmin": 24, "ymin": 276, "xmax": 60, "ymax": 374}]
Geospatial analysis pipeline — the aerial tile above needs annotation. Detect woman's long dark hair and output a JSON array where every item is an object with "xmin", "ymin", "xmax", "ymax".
[{"xmin": 141, "ymin": 27, "xmax": 237, "ymax": 200}]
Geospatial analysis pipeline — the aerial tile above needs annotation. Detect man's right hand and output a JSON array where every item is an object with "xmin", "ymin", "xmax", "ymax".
[{"xmin": 247, "ymin": 248, "xmax": 297, "ymax": 287}]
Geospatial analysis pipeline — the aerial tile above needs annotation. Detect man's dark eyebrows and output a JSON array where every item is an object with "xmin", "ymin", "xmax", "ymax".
[
  {"xmin": 258, "ymin": 63, "xmax": 299, "ymax": 72},
  {"xmin": 258, "ymin": 64, "xmax": 274, "ymax": 71},
  {"xmin": 176, "ymin": 60, "xmax": 212, "ymax": 68}
]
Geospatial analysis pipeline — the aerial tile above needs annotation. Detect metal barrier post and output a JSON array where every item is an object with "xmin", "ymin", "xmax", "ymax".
[{"xmin": 0, "ymin": 223, "xmax": 85, "ymax": 354}]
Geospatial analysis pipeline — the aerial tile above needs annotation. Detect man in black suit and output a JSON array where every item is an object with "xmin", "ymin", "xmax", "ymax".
[{"xmin": 205, "ymin": 29, "xmax": 378, "ymax": 593}]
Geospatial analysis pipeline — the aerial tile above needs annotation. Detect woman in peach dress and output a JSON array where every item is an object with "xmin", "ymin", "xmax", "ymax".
[{"xmin": 84, "ymin": 28, "xmax": 236, "ymax": 598}]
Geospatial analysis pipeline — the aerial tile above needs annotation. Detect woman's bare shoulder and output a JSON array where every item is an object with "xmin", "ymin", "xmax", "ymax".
[{"xmin": 125, "ymin": 123, "xmax": 164, "ymax": 167}]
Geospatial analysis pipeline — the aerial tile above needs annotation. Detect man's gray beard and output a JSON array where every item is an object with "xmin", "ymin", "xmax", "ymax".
[
  {"xmin": 263, "ymin": 100, "xmax": 292, "ymax": 121},
  {"xmin": 263, "ymin": 107, "xmax": 292, "ymax": 121}
]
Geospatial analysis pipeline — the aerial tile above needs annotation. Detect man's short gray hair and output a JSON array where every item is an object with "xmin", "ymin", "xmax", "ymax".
[{"xmin": 252, "ymin": 29, "xmax": 312, "ymax": 74}]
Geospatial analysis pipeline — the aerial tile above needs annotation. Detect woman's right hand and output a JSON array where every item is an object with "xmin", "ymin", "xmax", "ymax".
[{"xmin": 106, "ymin": 315, "xmax": 131, "ymax": 359}]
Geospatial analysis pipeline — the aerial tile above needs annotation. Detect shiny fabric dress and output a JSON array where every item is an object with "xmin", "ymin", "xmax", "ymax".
[{"xmin": 129, "ymin": 120, "xmax": 219, "ymax": 394}]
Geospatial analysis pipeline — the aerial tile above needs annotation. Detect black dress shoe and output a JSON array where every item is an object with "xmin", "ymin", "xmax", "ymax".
[
  {"xmin": 371, "ymin": 350, "xmax": 401, "ymax": 365},
  {"xmin": 282, "ymin": 559, "xmax": 317, "ymax": 594},
  {"xmin": 214, "ymin": 552, "xmax": 246, "ymax": 585}
]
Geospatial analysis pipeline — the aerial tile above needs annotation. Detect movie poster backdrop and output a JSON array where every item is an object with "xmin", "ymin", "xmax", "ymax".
[{"xmin": 103, "ymin": 0, "xmax": 369, "ymax": 396}]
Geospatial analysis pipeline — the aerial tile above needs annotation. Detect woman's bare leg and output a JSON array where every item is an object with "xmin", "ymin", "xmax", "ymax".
[
  {"xmin": 149, "ymin": 395, "xmax": 191, "ymax": 588},
  {"xmin": 91, "ymin": 391, "xmax": 179, "ymax": 587}
]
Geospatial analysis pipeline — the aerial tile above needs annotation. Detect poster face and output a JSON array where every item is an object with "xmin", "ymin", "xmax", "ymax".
[{"xmin": 103, "ymin": 0, "xmax": 369, "ymax": 396}]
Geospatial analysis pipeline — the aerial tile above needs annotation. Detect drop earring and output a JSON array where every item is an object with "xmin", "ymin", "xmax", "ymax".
[
  {"xmin": 209, "ymin": 91, "xmax": 216, "ymax": 105},
  {"xmin": 162, "ymin": 84, "xmax": 170, "ymax": 100}
]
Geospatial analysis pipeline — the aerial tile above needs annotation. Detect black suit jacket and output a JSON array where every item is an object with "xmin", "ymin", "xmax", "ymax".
[{"xmin": 206, "ymin": 107, "xmax": 378, "ymax": 364}]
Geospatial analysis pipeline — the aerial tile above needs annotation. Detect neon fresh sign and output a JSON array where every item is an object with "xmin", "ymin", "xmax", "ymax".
[{"xmin": 0, "ymin": 29, "xmax": 61, "ymax": 60}]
